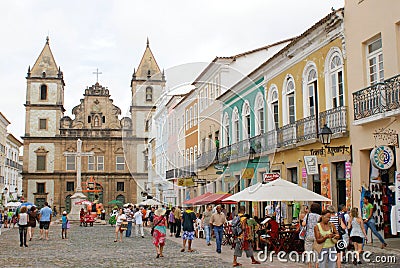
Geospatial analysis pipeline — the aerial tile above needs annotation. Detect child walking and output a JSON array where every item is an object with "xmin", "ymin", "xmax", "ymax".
[{"xmin": 61, "ymin": 211, "xmax": 69, "ymax": 239}]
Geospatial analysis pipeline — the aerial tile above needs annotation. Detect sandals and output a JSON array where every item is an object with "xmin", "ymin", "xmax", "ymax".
[
  {"xmin": 252, "ymin": 261, "xmax": 261, "ymax": 264},
  {"xmin": 187, "ymin": 249, "xmax": 195, "ymax": 252},
  {"xmin": 233, "ymin": 263, "xmax": 242, "ymax": 267}
]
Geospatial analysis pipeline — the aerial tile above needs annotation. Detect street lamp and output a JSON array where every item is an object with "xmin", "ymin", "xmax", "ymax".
[{"xmin": 319, "ymin": 124, "xmax": 332, "ymax": 146}]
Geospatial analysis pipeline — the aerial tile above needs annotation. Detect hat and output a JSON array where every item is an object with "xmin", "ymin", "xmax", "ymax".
[
  {"xmin": 62, "ymin": 211, "xmax": 67, "ymax": 215},
  {"xmin": 155, "ymin": 208, "xmax": 166, "ymax": 216}
]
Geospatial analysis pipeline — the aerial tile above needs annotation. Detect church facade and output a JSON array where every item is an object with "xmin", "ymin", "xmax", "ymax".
[{"xmin": 22, "ymin": 38, "xmax": 164, "ymax": 211}]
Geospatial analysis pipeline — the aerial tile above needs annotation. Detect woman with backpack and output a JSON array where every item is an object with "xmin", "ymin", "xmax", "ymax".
[
  {"xmin": 348, "ymin": 207, "xmax": 367, "ymax": 265},
  {"xmin": 302, "ymin": 202, "xmax": 321, "ymax": 268}
]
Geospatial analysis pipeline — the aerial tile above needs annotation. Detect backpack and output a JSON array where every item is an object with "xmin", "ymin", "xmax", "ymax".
[{"xmin": 231, "ymin": 216, "xmax": 242, "ymax": 237}]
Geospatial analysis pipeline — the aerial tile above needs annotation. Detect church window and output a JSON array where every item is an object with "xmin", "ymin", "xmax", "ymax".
[
  {"xmin": 40, "ymin": 85, "xmax": 47, "ymax": 100},
  {"xmin": 97, "ymin": 156, "xmax": 104, "ymax": 171},
  {"xmin": 88, "ymin": 116, "xmax": 91, "ymax": 123},
  {"xmin": 88, "ymin": 156, "xmax": 95, "ymax": 171},
  {"xmin": 37, "ymin": 183, "xmax": 45, "ymax": 194},
  {"xmin": 116, "ymin": 156, "xmax": 125, "ymax": 171},
  {"xmin": 39, "ymin": 119, "xmax": 47, "ymax": 130},
  {"xmin": 66, "ymin": 156, "xmax": 76, "ymax": 171},
  {"xmin": 66, "ymin": 181, "xmax": 74, "ymax": 191},
  {"xmin": 146, "ymin": 87, "xmax": 153, "ymax": 101},
  {"xmin": 102, "ymin": 116, "xmax": 106, "ymax": 123},
  {"xmin": 36, "ymin": 155, "xmax": 46, "ymax": 171},
  {"xmin": 117, "ymin": 182, "xmax": 124, "ymax": 191}
]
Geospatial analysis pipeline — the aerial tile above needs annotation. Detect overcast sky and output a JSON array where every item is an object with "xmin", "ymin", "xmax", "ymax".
[{"xmin": 0, "ymin": 0, "xmax": 344, "ymax": 140}]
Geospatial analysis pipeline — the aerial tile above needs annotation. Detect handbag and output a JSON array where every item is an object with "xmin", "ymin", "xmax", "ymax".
[
  {"xmin": 120, "ymin": 220, "xmax": 128, "ymax": 231},
  {"xmin": 299, "ymin": 214, "xmax": 309, "ymax": 240},
  {"xmin": 66, "ymin": 221, "xmax": 71, "ymax": 229},
  {"xmin": 330, "ymin": 223, "xmax": 339, "ymax": 244},
  {"xmin": 313, "ymin": 240, "xmax": 324, "ymax": 253}
]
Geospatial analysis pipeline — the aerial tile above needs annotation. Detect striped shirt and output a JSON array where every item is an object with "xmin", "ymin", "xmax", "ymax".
[{"xmin": 329, "ymin": 214, "xmax": 339, "ymax": 231}]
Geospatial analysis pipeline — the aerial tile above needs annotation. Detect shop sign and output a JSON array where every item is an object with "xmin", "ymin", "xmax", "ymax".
[
  {"xmin": 304, "ymin": 156, "xmax": 318, "ymax": 175},
  {"xmin": 177, "ymin": 178, "xmax": 195, "ymax": 187},
  {"xmin": 263, "ymin": 173, "xmax": 280, "ymax": 183},
  {"xmin": 320, "ymin": 164, "xmax": 331, "ymax": 200},
  {"xmin": 370, "ymin": 146, "xmax": 395, "ymax": 170}
]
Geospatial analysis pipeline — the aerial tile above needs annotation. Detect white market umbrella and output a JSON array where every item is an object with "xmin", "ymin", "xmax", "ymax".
[
  {"xmin": 139, "ymin": 199, "xmax": 162, "ymax": 206},
  {"xmin": 223, "ymin": 178, "xmax": 331, "ymax": 202}
]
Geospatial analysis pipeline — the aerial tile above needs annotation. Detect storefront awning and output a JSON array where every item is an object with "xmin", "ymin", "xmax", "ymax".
[
  {"xmin": 194, "ymin": 193, "xmax": 236, "ymax": 205},
  {"xmin": 183, "ymin": 192, "xmax": 213, "ymax": 205}
]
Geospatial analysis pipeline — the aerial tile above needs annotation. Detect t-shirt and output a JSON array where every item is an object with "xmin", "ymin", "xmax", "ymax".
[
  {"xmin": 182, "ymin": 210, "xmax": 196, "ymax": 232},
  {"xmin": 19, "ymin": 213, "xmax": 28, "ymax": 225},
  {"xmin": 362, "ymin": 203, "xmax": 373, "ymax": 220},
  {"xmin": 134, "ymin": 211, "xmax": 143, "ymax": 224},
  {"xmin": 39, "ymin": 206, "xmax": 52, "ymax": 222},
  {"xmin": 293, "ymin": 202, "xmax": 301, "ymax": 218},
  {"xmin": 202, "ymin": 210, "xmax": 212, "ymax": 226}
]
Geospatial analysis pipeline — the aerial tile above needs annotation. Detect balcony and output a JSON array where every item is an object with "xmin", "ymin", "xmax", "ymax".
[
  {"xmin": 353, "ymin": 74, "xmax": 400, "ymax": 124},
  {"xmin": 214, "ymin": 106, "xmax": 348, "ymax": 164}
]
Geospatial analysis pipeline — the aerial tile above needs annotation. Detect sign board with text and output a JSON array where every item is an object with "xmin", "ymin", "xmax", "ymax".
[
  {"xmin": 263, "ymin": 173, "xmax": 280, "ymax": 183},
  {"xmin": 304, "ymin": 155, "xmax": 319, "ymax": 175}
]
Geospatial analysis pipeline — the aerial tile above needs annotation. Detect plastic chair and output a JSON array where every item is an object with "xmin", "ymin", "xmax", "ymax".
[{"xmin": 197, "ymin": 225, "xmax": 205, "ymax": 238}]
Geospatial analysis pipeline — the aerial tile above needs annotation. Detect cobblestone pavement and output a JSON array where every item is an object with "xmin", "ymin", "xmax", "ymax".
[{"xmin": 0, "ymin": 223, "xmax": 231, "ymax": 268}]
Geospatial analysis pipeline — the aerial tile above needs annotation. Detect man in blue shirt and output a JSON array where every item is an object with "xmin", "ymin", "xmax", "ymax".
[{"xmin": 38, "ymin": 202, "xmax": 52, "ymax": 240}]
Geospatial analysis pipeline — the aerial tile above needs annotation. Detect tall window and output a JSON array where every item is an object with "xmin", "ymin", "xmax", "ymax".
[
  {"xmin": 36, "ymin": 155, "xmax": 46, "ymax": 171},
  {"xmin": 40, "ymin": 84, "xmax": 47, "ymax": 100},
  {"xmin": 37, "ymin": 183, "xmax": 45, "ymax": 193},
  {"xmin": 255, "ymin": 94, "xmax": 265, "ymax": 135},
  {"xmin": 223, "ymin": 113, "xmax": 230, "ymax": 146},
  {"xmin": 97, "ymin": 156, "xmax": 104, "ymax": 171},
  {"xmin": 116, "ymin": 156, "xmax": 125, "ymax": 171},
  {"xmin": 232, "ymin": 108, "xmax": 239, "ymax": 143},
  {"xmin": 39, "ymin": 119, "xmax": 47, "ymax": 130},
  {"xmin": 367, "ymin": 37, "xmax": 384, "ymax": 85},
  {"xmin": 66, "ymin": 156, "xmax": 76, "ymax": 171},
  {"xmin": 330, "ymin": 54, "xmax": 344, "ymax": 107},
  {"xmin": 189, "ymin": 107, "xmax": 193, "ymax": 128},
  {"xmin": 307, "ymin": 69, "xmax": 318, "ymax": 116},
  {"xmin": 88, "ymin": 156, "xmax": 95, "ymax": 171},
  {"xmin": 193, "ymin": 104, "xmax": 198, "ymax": 126},
  {"xmin": 242, "ymin": 102, "xmax": 251, "ymax": 139},
  {"xmin": 271, "ymin": 90, "xmax": 279, "ymax": 129},
  {"xmin": 288, "ymin": 167, "xmax": 298, "ymax": 184},
  {"xmin": 286, "ymin": 79, "xmax": 296, "ymax": 124},
  {"xmin": 66, "ymin": 181, "xmax": 75, "ymax": 191},
  {"xmin": 185, "ymin": 110, "xmax": 188, "ymax": 130},
  {"xmin": 146, "ymin": 87, "xmax": 153, "ymax": 101}
]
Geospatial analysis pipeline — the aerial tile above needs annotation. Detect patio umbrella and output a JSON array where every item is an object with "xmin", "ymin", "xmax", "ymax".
[
  {"xmin": 75, "ymin": 200, "xmax": 92, "ymax": 205},
  {"xmin": 6, "ymin": 202, "xmax": 21, "ymax": 207},
  {"xmin": 139, "ymin": 199, "xmax": 161, "ymax": 206},
  {"xmin": 223, "ymin": 178, "xmax": 331, "ymax": 202},
  {"xmin": 19, "ymin": 202, "xmax": 34, "ymax": 208},
  {"xmin": 108, "ymin": 200, "xmax": 123, "ymax": 206}
]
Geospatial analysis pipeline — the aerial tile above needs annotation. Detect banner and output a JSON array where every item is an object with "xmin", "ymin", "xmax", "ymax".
[
  {"xmin": 304, "ymin": 156, "xmax": 319, "ymax": 175},
  {"xmin": 242, "ymin": 168, "xmax": 254, "ymax": 179},
  {"xmin": 345, "ymin": 162, "xmax": 352, "ymax": 209},
  {"xmin": 320, "ymin": 164, "xmax": 331, "ymax": 200},
  {"xmin": 301, "ymin": 168, "xmax": 308, "ymax": 189},
  {"xmin": 396, "ymin": 172, "xmax": 400, "ymax": 232}
]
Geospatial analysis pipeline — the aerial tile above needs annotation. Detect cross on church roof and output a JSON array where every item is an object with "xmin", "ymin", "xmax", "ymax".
[{"xmin": 93, "ymin": 68, "xmax": 102, "ymax": 83}]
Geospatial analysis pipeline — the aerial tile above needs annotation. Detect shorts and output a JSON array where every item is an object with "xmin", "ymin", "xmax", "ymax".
[
  {"xmin": 304, "ymin": 237, "xmax": 315, "ymax": 252},
  {"xmin": 39, "ymin": 221, "xmax": 50, "ymax": 230},
  {"xmin": 182, "ymin": 231, "xmax": 195, "ymax": 240},
  {"xmin": 234, "ymin": 239, "xmax": 254, "ymax": 258},
  {"xmin": 351, "ymin": 236, "xmax": 363, "ymax": 244}
]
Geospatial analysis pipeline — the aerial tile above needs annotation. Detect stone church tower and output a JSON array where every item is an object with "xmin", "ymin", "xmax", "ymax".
[
  {"xmin": 22, "ymin": 37, "xmax": 135, "ymax": 210},
  {"xmin": 127, "ymin": 39, "xmax": 166, "ymax": 202}
]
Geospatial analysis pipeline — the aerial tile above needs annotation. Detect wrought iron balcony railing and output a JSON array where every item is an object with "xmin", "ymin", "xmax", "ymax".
[{"xmin": 353, "ymin": 73, "xmax": 400, "ymax": 121}]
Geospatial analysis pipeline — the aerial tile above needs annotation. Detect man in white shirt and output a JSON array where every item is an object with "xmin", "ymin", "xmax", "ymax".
[{"xmin": 134, "ymin": 208, "xmax": 144, "ymax": 238}]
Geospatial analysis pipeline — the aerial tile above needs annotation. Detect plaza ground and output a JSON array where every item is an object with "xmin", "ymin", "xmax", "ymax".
[{"xmin": 0, "ymin": 222, "xmax": 399, "ymax": 267}]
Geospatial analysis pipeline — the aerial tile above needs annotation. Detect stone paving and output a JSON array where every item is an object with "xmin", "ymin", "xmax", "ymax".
[
  {"xmin": 0, "ymin": 223, "xmax": 231, "ymax": 268},
  {"xmin": 1, "ymin": 223, "xmax": 399, "ymax": 267}
]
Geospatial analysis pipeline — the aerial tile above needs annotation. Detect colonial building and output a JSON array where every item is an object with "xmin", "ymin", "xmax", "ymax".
[
  {"xmin": 5, "ymin": 134, "xmax": 23, "ymax": 203},
  {"xmin": 346, "ymin": 0, "xmax": 400, "ymax": 238},
  {"xmin": 0, "ymin": 112, "xmax": 10, "ymax": 207},
  {"xmin": 22, "ymin": 37, "xmax": 153, "ymax": 210}
]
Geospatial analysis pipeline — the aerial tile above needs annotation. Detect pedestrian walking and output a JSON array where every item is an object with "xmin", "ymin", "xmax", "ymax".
[
  {"xmin": 53, "ymin": 206, "xmax": 57, "ymax": 218},
  {"xmin": 134, "ymin": 207, "xmax": 144, "ymax": 238},
  {"xmin": 327, "ymin": 205, "xmax": 347, "ymax": 268},
  {"xmin": 348, "ymin": 207, "xmax": 368, "ymax": 265},
  {"xmin": 210, "ymin": 205, "xmax": 226, "ymax": 253},
  {"xmin": 174, "ymin": 206, "xmax": 182, "ymax": 238},
  {"xmin": 27, "ymin": 206, "xmax": 38, "ymax": 241},
  {"xmin": 181, "ymin": 206, "xmax": 196, "ymax": 252},
  {"xmin": 362, "ymin": 196, "xmax": 387, "ymax": 249},
  {"xmin": 3, "ymin": 209, "xmax": 8, "ymax": 228},
  {"xmin": 0, "ymin": 210, "xmax": 3, "ymax": 235},
  {"xmin": 232, "ymin": 207, "xmax": 260, "ymax": 267},
  {"xmin": 38, "ymin": 202, "xmax": 52, "ymax": 240},
  {"xmin": 168, "ymin": 207, "xmax": 176, "ymax": 237},
  {"xmin": 61, "ymin": 211, "xmax": 69, "ymax": 239},
  {"xmin": 114, "ymin": 208, "xmax": 126, "ymax": 242},
  {"xmin": 202, "ymin": 205, "xmax": 213, "ymax": 246},
  {"xmin": 314, "ymin": 209, "xmax": 339, "ymax": 268},
  {"xmin": 153, "ymin": 207, "xmax": 167, "ymax": 258},
  {"xmin": 18, "ymin": 206, "xmax": 29, "ymax": 247},
  {"xmin": 124, "ymin": 205, "xmax": 133, "ymax": 237},
  {"xmin": 302, "ymin": 202, "xmax": 321, "ymax": 268},
  {"xmin": 80, "ymin": 208, "xmax": 85, "ymax": 226}
]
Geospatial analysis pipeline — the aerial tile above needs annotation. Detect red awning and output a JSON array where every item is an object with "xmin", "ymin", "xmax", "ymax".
[
  {"xmin": 194, "ymin": 193, "xmax": 236, "ymax": 205},
  {"xmin": 183, "ymin": 192, "xmax": 213, "ymax": 205}
]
